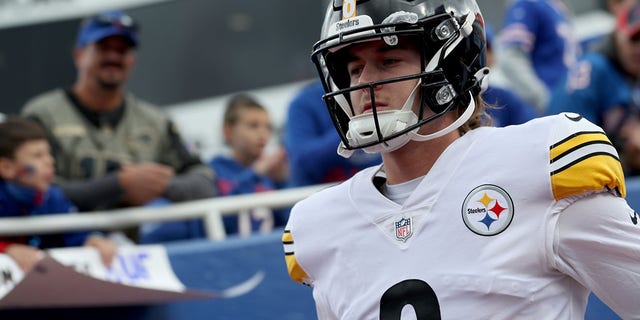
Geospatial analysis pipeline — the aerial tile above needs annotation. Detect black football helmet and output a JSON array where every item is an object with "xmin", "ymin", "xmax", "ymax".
[{"xmin": 312, "ymin": 0, "xmax": 489, "ymax": 157}]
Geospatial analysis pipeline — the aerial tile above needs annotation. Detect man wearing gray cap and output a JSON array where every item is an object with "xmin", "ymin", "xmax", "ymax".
[{"xmin": 21, "ymin": 10, "xmax": 216, "ymax": 241}]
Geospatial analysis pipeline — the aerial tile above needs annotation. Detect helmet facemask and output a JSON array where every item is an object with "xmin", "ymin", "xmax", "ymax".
[{"xmin": 312, "ymin": 1, "xmax": 489, "ymax": 158}]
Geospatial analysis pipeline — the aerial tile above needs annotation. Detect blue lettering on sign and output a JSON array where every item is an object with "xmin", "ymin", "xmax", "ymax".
[
  {"xmin": 2, "ymin": 268, "xmax": 13, "ymax": 285},
  {"xmin": 106, "ymin": 252, "xmax": 150, "ymax": 283},
  {"xmin": 70, "ymin": 263, "xmax": 91, "ymax": 275}
]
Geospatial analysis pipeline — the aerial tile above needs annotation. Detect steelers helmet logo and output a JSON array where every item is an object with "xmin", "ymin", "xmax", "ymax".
[{"xmin": 462, "ymin": 184, "xmax": 514, "ymax": 236}]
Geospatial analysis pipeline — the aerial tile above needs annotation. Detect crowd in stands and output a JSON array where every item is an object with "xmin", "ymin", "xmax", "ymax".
[
  {"xmin": 548, "ymin": 0, "xmax": 640, "ymax": 176},
  {"xmin": 2, "ymin": 0, "xmax": 640, "ymax": 268},
  {"xmin": 491, "ymin": 0, "xmax": 640, "ymax": 176}
]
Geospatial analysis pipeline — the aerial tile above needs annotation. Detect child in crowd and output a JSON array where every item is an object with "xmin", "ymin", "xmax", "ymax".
[
  {"xmin": 0, "ymin": 117, "xmax": 116, "ymax": 272},
  {"xmin": 210, "ymin": 94, "xmax": 289, "ymax": 235},
  {"xmin": 140, "ymin": 94, "xmax": 288, "ymax": 242}
]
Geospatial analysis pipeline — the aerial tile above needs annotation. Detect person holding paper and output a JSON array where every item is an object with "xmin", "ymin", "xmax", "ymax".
[{"xmin": 0, "ymin": 117, "xmax": 116, "ymax": 272}]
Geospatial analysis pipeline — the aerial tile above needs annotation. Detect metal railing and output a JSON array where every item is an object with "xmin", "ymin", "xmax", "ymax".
[
  {"xmin": 0, "ymin": 183, "xmax": 333, "ymax": 241},
  {"xmin": 2, "ymin": 177, "xmax": 638, "ymax": 241}
]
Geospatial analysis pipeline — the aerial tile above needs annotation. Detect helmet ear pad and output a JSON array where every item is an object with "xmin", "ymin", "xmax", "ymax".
[
  {"xmin": 420, "ymin": 71, "xmax": 448, "ymax": 115},
  {"xmin": 420, "ymin": 18, "xmax": 486, "ymax": 115}
]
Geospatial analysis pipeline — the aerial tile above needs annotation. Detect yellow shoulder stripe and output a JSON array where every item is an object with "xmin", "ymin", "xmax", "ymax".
[
  {"xmin": 282, "ymin": 230, "xmax": 310, "ymax": 285},
  {"xmin": 550, "ymin": 131, "xmax": 626, "ymax": 200}
]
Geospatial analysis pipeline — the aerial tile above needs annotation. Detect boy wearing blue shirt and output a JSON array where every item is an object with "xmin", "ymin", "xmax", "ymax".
[
  {"xmin": 140, "ymin": 95, "xmax": 288, "ymax": 242},
  {"xmin": 209, "ymin": 94, "xmax": 289, "ymax": 235},
  {"xmin": 0, "ymin": 117, "xmax": 116, "ymax": 271}
]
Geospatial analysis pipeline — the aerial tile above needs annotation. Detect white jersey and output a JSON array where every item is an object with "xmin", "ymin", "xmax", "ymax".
[{"xmin": 283, "ymin": 114, "xmax": 639, "ymax": 319}]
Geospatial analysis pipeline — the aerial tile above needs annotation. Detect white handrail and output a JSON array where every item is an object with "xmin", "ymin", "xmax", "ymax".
[
  {"xmin": 0, "ymin": 183, "xmax": 334, "ymax": 237},
  {"xmin": 7, "ymin": 176, "xmax": 635, "ymax": 239}
]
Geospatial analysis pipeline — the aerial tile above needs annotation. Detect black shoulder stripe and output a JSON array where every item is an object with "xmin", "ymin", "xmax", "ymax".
[
  {"xmin": 551, "ymin": 152, "xmax": 620, "ymax": 176},
  {"xmin": 550, "ymin": 140, "xmax": 615, "ymax": 164},
  {"xmin": 549, "ymin": 130, "xmax": 605, "ymax": 149}
]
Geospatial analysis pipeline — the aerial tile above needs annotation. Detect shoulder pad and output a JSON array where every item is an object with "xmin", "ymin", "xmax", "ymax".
[{"xmin": 549, "ymin": 113, "xmax": 625, "ymax": 200}]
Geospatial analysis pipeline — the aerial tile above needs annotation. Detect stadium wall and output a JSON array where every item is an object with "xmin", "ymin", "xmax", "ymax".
[{"xmin": 0, "ymin": 229, "xmax": 625, "ymax": 319}]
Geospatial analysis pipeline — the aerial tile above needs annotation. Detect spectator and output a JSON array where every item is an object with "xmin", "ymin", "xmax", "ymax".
[
  {"xmin": 482, "ymin": 24, "xmax": 540, "ymax": 126},
  {"xmin": 210, "ymin": 94, "xmax": 288, "ymax": 235},
  {"xmin": 548, "ymin": 0, "xmax": 640, "ymax": 176},
  {"xmin": 0, "ymin": 117, "xmax": 116, "ymax": 272},
  {"xmin": 606, "ymin": 0, "xmax": 637, "ymax": 16},
  {"xmin": 495, "ymin": 0, "xmax": 580, "ymax": 113},
  {"xmin": 21, "ymin": 10, "xmax": 216, "ymax": 241},
  {"xmin": 140, "ymin": 94, "xmax": 288, "ymax": 242},
  {"xmin": 285, "ymin": 80, "xmax": 381, "ymax": 187},
  {"xmin": 581, "ymin": 0, "xmax": 637, "ymax": 51}
]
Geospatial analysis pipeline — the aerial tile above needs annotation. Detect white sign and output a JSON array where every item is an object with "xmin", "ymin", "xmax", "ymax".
[
  {"xmin": 0, "ymin": 245, "xmax": 213, "ymax": 308},
  {"xmin": 0, "ymin": 255, "xmax": 23, "ymax": 299},
  {"xmin": 48, "ymin": 245, "xmax": 187, "ymax": 292}
]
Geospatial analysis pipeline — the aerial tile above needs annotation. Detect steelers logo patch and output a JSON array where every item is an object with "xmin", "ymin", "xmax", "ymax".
[{"xmin": 462, "ymin": 184, "xmax": 514, "ymax": 236}]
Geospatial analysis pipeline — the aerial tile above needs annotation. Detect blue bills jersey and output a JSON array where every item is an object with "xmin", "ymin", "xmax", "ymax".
[{"xmin": 499, "ymin": 0, "xmax": 579, "ymax": 89}]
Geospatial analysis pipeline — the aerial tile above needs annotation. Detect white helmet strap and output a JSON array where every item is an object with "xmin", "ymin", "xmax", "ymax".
[{"xmin": 409, "ymin": 93, "xmax": 475, "ymax": 141}]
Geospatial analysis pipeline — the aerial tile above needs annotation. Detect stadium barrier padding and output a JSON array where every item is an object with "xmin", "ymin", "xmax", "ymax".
[
  {"xmin": 1, "ymin": 177, "xmax": 638, "ymax": 319},
  {"xmin": 0, "ymin": 230, "xmax": 316, "ymax": 320}
]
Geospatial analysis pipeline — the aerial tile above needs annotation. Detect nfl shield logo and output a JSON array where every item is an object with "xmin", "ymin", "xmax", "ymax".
[{"xmin": 395, "ymin": 217, "xmax": 413, "ymax": 242}]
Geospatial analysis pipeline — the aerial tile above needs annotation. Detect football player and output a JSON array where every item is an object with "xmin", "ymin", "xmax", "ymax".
[{"xmin": 283, "ymin": 0, "xmax": 639, "ymax": 319}]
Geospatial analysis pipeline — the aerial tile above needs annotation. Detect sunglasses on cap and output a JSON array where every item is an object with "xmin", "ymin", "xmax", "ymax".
[{"xmin": 94, "ymin": 13, "xmax": 138, "ymax": 31}]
